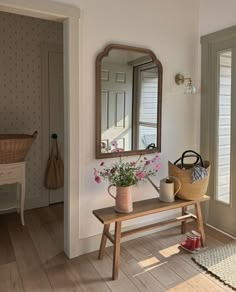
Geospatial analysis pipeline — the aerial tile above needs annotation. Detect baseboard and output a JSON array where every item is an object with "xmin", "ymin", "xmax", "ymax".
[
  {"xmin": 25, "ymin": 197, "xmax": 48, "ymax": 210},
  {"xmin": 206, "ymin": 223, "xmax": 236, "ymax": 240},
  {"xmin": 78, "ymin": 209, "xmax": 187, "ymax": 256}
]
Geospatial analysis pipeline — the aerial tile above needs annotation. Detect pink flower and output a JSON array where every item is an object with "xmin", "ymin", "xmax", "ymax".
[
  {"xmin": 151, "ymin": 155, "xmax": 160, "ymax": 163},
  {"xmin": 145, "ymin": 160, "xmax": 150, "ymax": 166},
  {"xmin": 95, "ymin": 175, "xmax": 101, "ymax": 183},
  {"xmin": 155, "ymin": 164, "xmax": 162, "ymax": 171},
  {"xmin": 93, "ymin": 168, "xmax": 98, "ymax": 176},
  {"xmin": 111, "ymin": 140, "xmax": 118, "ymax": 148},
  {"xmin": 136, "ymin": 171, "xmax": 146, "ymax": 179},
  {"xmin": 130, "ymin": 162, "xmax": 136, "ymax": 166}
]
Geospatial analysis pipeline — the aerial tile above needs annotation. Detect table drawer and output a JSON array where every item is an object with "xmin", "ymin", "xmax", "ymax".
[{"xmin": 0, "ymin": 167, "xmax": 22, "ymax": 180}]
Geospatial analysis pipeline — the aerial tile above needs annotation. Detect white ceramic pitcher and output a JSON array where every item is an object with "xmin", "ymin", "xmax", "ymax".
[{"xmin": 159, "ymin": 176, "xmax": 181, "ymax": 202}]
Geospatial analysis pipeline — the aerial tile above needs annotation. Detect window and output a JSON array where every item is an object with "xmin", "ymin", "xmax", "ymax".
[{"xmin": 133, "ymin": 63, "xmax": 158, "ymax": 149}]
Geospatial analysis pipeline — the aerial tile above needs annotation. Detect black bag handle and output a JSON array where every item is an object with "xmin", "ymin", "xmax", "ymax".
[
  {"xmin": 50, "ymin": 134, "xmax": 61, "ymax": 159},
  {"xmin": 174, "ymin": 155, "xmax": 200, "ymax": 166},
  {"xmin": 146, "ymin": 143, "xmax": 156, "ymax": 149},
  {"xmin": 174, "ymin": 150, "xmax": 204, "ymax": 168}
]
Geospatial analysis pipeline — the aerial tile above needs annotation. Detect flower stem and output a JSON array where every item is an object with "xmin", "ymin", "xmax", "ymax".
[{"xmin": 135, "ymin": 154, "xmax": 142, "ymax": 165}]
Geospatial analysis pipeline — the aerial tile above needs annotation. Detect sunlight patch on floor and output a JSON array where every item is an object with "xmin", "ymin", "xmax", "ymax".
[
  {"xmin": 138, "ymin": 256, "xmax": 160, "ymax": 268},
  {"xmin": 159, "ymin": 244, "xmax": 181, "ymax": 257},
  {"xmin": 134, "ymin": 261, "xmax": 167, "ymax": 277},
  {"xmin": 168, "ymin": 281, "xmax": 192, "ymax": 291}
]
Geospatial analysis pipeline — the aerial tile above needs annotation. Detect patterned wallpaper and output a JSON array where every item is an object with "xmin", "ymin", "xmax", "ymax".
[{"xmin": 0, "ymin": 12, "xmax": 63, "ymax": 208}]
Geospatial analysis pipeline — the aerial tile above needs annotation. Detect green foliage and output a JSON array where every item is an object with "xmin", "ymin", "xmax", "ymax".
[{"xmin": 94, "ymin": 154, "xmax": 162, "ymax": 187}]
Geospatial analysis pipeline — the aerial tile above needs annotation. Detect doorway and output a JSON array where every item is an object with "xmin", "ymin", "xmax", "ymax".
[
  {"xmin": 201, "ymin": 26, "xmax": 236, "ymax": 236},
  {"xmin": 0, "ymin": 0, "xmax": 80, "ymax": 258}
]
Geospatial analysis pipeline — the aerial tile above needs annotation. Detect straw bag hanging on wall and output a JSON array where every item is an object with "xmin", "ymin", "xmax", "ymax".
[
  {"xmin": 44, "ymin": 134, "xmax": 64, "ymax": 189},
  {"xmin": 168, "ymin": 150, "xmax": 210, "ymax": 200}
]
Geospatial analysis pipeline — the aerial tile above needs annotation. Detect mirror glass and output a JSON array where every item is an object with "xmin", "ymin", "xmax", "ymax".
[{"xmin": 96, "ymin": 44, "xmax": 162, "ymax": 158}]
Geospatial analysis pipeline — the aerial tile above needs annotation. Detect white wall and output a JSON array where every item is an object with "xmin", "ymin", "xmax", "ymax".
[
  {"xmin": 51, "ymin": 0, "xmax": 200, "ymax": 253},
  {"xmin": 199, "ymin": 0, "xmax": 236, "ymax": 36}
]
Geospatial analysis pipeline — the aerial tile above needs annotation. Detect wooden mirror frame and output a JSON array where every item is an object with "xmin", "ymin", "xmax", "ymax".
[{"xmin": 96, "ymin": 44, "xmax": 163, "ymax": 159}]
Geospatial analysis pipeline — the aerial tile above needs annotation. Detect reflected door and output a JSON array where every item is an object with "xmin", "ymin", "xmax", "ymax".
[
  {"xmin": 101, "ymin": 62, "xmax": 133, "ymax": 151},
  {"xmin": 207, "ymin": 38, "xmax": 236, "ymax": 236}
]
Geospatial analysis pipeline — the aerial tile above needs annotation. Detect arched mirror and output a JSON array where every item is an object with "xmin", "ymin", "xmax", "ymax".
[{"xmin": 96, "ymin": 44, "xmax": 163, "ymax": 158}]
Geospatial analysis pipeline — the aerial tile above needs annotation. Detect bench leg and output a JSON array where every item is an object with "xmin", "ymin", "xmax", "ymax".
[
  {"xmin": 112, "ymin": 221, "xmax": 121, "ymax": 280},
  {"xmin": 181, "ymin": 206, "xmax": 187, "ymax": 234},
  {"xmin": 98, "ymin": 224, "xmax": 110, "ymax": 260},
  {"xmin": 195, "ymin": 202, "xmax": 205, "ymax": 247}
]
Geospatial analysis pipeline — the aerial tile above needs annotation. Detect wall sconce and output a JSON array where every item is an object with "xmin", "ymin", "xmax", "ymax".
[{"xmin": 175, "ymin": 73, "xmax": 196, "ymax": 94}]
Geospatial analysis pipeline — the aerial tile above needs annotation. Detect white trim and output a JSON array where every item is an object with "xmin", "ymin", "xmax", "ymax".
[
  {"xmin": 0, "ymin": 0, "xmax": 79, "ymax": 20},
  {"xmin": 0, "ymin": 0, "xmax": 80, "ymax": 258},
  {"xmin": 63, "ymin": 16, "xmax": 80, "ymax": 258},
  {"xmin": 206, "ymin": 224, "xmax": 236, "ymax": 240}
]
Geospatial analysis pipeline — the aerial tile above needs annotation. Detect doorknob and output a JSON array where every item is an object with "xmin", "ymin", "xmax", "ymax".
[{"xmin": 52, "ymin": 133, "xmax": 58, "ymax": 139}]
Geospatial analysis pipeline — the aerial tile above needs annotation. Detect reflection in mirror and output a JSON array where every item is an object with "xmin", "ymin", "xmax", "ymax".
[{"xmin": 96, "ymin": 44, "xmax": 162, "ymax": 158}]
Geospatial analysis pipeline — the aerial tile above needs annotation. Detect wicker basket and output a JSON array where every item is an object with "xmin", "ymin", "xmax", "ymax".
[
  {"xmin": 0, "ymin": 131, "xmax": 38, "ymax": 164},
  {"xmin": 168, "ymin": 151, "xmax": 211, "ymax": 200}
]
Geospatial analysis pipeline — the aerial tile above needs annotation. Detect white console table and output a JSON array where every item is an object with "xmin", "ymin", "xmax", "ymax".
[{"xmin": 0, "ymin": 162, "xmax": 26, "ymax": 225}]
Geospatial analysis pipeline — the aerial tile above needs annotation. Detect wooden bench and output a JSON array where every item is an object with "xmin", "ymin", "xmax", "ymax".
[{"xmin": 93, "ymin": 195, "xmax": 210, "ymax": 280}]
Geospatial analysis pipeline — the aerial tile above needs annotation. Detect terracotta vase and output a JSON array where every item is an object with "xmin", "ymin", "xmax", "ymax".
[{"xmin": 108, "ymin": 185, "xmax": 133, "ymax": 213}]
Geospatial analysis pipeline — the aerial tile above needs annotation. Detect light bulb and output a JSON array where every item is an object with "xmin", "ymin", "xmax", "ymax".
[{"xmin": 184, "ymin": 79, "xmax": 196, "ymax": 94}]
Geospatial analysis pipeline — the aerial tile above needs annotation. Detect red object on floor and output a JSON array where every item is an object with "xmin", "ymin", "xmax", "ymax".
[
  {"xmin": 192, "ymin": 230, "xmax": 201, "ymax": 250},
  {"xmin": 180, "ymin": 232, "xmax": 197, "ymax": 253}
]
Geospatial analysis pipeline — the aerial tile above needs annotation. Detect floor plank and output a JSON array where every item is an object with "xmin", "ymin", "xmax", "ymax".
[
  {"xmin": 88, "ymin": 251, "xmax": 140, "ymax": 292},
  {"xmin": 0, "ymin": 217, "xmax": 15, "ymax": 265},
  {"xmin": 45, "ymin": 263, "xmax": 83, "ymax": 292},
  {"xmin": 8, "ymin": 221, "xmax": 53, "ymax": 292},
  {"xmin": 68, "ymin": 254, "xmax": 111, "ymax": 292},
  {"xmin": 0, "ymin": 262, "xmax": 24, "ymax": 292},
  {"xmin": 43, "ymin": 251, "xmax": 83, "ymax": 292},
  {"xmin": 51, "ymin": 203, "xmax": 64, "ymax": 222},
  {"xmin": 36, "ymin": 206, "xmax": 64, "ymax": 252},
  {"xmin": 25, "ymin": 211, "xmax": 61, "ymax": 264},
  {"xmin": 36, "ymin": 206, "xmax": 58, "ymax": 225},
  {"xmin": 122, "ymin": 239, "xmax": 190, "ymax": 290},
  {"xmin": 106, "ymin": 245, "xmax": 167, "ymax": 292}
]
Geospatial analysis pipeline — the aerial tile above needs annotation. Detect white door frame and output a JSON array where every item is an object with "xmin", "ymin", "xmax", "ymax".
[{"xmin": 0, "ymin": 0, "xmax": 80, "ymax": 258}]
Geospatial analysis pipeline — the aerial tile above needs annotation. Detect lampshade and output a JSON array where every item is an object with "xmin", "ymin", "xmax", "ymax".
[
  {"xmin": 175, "ymin": 73, "xmax": 196, "ymax": 94},
  {"xmin": 184, "ymin": 79, "xmax": 196, "ymax": 94}
]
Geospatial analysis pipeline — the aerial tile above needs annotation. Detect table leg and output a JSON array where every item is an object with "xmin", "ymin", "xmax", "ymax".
[
  {"xmin": 195, "ymin": 202, "xmax": 205, "ymax": 247},
  {"xmin": 16, "ymin": 183, "xmax": 21, "ymax": 214},
  {"xmin": 181, "ymin": 206, "xmax": 187, "ymax": 234},
  {"xmin": 98, "ymin": 223, "xmax": 110, "ymax": 260},
  {"xmin": 112, "ymin": 221, "xmax": 121, "ymax": 280},
  {"xmin": 20, "ymin": 180, "xmax": 25, "ymax": 226}
]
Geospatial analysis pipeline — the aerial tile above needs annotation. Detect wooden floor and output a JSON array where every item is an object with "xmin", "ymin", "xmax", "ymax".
[{"xmin": 0, "ymin": 204, "xmax": 235, "ymax": 292}]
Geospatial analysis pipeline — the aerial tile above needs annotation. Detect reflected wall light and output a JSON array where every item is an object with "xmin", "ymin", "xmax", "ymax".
[{"xmin": 175, "ymin": 73, "xmax": 196, "ymax": 94}]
